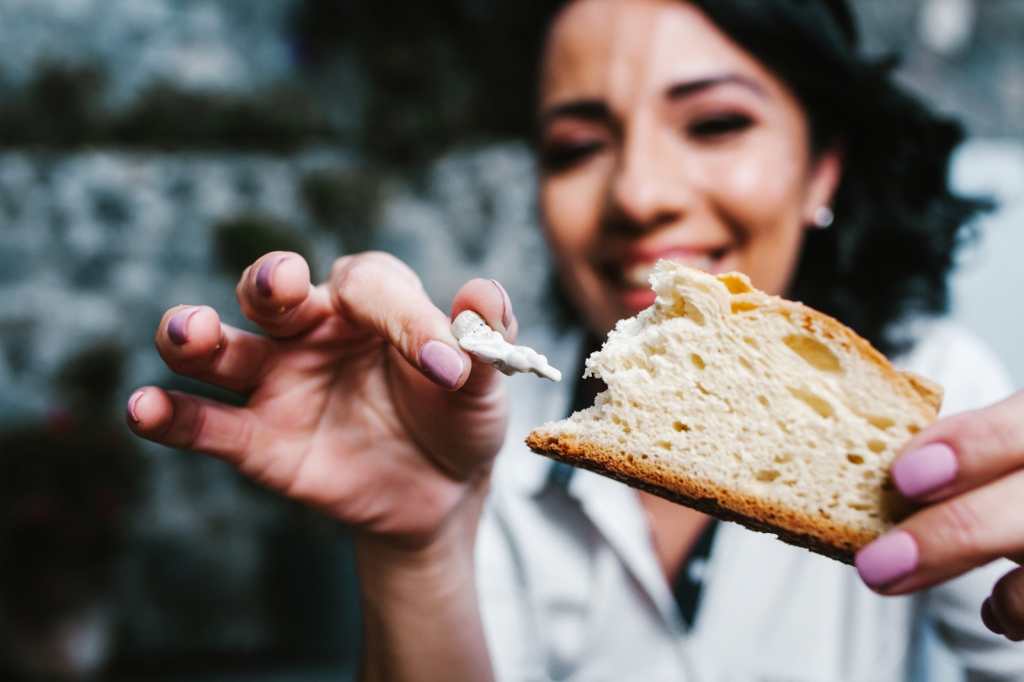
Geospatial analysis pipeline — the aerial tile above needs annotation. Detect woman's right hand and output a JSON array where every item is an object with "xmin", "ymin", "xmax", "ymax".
[{"xmin": 126, "ymin": 250, "xmax": 517, "ymax": 551}]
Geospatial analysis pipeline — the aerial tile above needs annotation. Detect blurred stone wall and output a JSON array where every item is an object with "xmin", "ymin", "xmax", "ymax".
[{"xmin": 0, "ymin": 0, "xmax": 1020, "ymax": 675}]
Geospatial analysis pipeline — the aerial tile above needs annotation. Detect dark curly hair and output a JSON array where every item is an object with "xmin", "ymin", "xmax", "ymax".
[{"xmin": 541, "ymin": 0, "xmax": 990, "ymax": 356}]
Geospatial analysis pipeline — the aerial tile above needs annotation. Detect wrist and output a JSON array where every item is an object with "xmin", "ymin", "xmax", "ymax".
[{"xmin": 354, "ymin": 480, "xmax": 486, "ymax": 590}]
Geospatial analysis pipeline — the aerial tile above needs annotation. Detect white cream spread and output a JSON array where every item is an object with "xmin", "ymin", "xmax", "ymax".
[{"xmin": 451, "ymin": 310, "xmax": 562, "ymax": 382}]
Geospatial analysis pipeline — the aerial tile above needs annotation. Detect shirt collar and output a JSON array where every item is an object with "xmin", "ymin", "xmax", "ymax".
[{"xmin": 497, "ymin": 324, "xmax": 585, "ymax": 496}]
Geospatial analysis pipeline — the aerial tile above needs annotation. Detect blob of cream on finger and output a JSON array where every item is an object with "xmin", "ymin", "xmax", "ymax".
[{"xmin": 451, "ymin": 310, "xmax": 562, "ymax": 382}]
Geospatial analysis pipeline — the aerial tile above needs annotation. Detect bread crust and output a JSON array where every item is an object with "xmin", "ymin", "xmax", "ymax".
[
  {"xmin": 526, "ymin": 431, "xmax": 869, "ymax": 564},
  {"xmin": 525, "ymin": 267, "xmax": 942, "ymax": 565}
]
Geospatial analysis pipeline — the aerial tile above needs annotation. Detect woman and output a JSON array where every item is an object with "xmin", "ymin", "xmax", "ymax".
[{"xmin": 126, "ymin": 0, "xmax": 1024, "ymax": 679}]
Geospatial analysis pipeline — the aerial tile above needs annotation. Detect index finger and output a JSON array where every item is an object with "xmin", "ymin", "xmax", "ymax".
[
  {"xmin": 331, "ymin": 253, "xmax": 509, "ymax": 392},
  {"xmin": 889, "ymin": 391, "xmax": 1024, "ymax": 502},
  {"xmin": 855, "ymin": 468, "xmax": 1024, "ymax": 594}
]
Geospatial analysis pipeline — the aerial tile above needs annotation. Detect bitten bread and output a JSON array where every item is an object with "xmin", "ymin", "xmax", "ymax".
[{"xmin": 526, "ymin": 261, "xmax": 942, "ymax": 563}]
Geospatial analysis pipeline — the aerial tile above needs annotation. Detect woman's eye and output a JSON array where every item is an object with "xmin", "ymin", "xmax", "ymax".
[
  {"xmin": 687, "ymin": 114, "xmax": 753, "ymax": 139},
  {"xmin": 540, "ymin": 140, "xmax": 604, "ymax": 172}
]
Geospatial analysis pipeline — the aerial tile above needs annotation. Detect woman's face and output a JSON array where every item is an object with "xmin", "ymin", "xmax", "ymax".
[{"xmin": 538, "ymin": 0, "xmax": 842, "ymax": 335}]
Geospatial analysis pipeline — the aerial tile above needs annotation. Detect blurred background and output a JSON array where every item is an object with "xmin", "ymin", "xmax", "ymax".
[{"xmin": 0, "ymin": 0, "xmax": 1020, "ymax": 680}]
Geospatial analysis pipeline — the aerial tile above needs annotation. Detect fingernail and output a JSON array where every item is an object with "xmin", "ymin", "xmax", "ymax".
[
  {"xmin": 126, "ymin": 390, "xmax": 144, "ymax": 424},
  {"xmin": 168, "ymin": 307, "xmax": 200, "ymax": 345},
  {"xmin": 981, "ymin": 597, "xmax": 1005, "ymax": 635},
  {"xmin": 490, "ymin": 279, "xmax": 513, "ymax": 329},
  {"xmin": 855, "ymin": 530, "xmax": 919, "ymax": 589},
  {"xmin": 256, "ymin": 255, "xmax": 288, "ymax": 298},
  {"xmin": 419, "ymin": 341, "xmax": 465, "ymax": 390},
  {"xmin": 892, "ymin": 442, "xmax": 957, "ymax": 498}
]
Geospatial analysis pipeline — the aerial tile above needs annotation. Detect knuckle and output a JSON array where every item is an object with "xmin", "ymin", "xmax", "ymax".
[
  {"xmin": 952, "ymin": 404, "xmax": 1024, "ymax": 466},
  {"xmin": 933, "ymin": 496, "xmax": 985, "ymax": 554},
  {"xmin": 985, "ymin": 404, "xmax": 1024, "ymax": 457},
  {"xmin": 333, "ymin": 255, "xmax": 369, "ymax": 295},
  {"xmin": 394, "ymin": 312, "xmax": 420, "ymax": 350}
]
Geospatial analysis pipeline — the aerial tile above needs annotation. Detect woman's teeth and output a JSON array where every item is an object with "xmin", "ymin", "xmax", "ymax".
[{"xmin": 622, "ymin": 256, "xmax": 715, "ymax": 288}]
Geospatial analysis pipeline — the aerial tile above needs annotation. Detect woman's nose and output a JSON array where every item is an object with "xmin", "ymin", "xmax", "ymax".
[{"xmin": 609, "ymin": 125, "xmax": 688, "ymax": 231}]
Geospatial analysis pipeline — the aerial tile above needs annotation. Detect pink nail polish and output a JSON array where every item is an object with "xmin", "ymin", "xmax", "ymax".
[
  {"xmin": 168, "ymin": 307, "xmax": 200, "ymax": 345},
  {"xmin": 419, "ymin": 341, "xmax": 465, "ymax": 390},
  {"xmin": 256, "ymin": 255, "xmax": 288, "ymax": 298},
  {"xmin": 892, "ymin": 442, "xmax": 957, "ymax": 498},
  {"xmin": 126, "ymin": 390, "xmax": 144, "ymax": 423},
  {"xmin": 490, "ymin": 279, "xmax": 513, "ymax": 329},
  {"xmin": 855, "ymin": 530, "xmax": 919, "ymax": 589}
]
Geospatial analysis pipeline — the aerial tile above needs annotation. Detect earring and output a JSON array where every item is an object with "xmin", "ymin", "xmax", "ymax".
[{"xmin": 812, "ymin": 206, "xmax": 834, "ymax": 229}]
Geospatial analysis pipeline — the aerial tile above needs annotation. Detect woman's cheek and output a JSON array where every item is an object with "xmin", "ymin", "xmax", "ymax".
[
  {"xmin": 542, "ymin": 173, "xmax": 606, "ymax": 254},
  {"xmin": 717, "ymin": 151, "xmax": 801, "ymax": 227}
]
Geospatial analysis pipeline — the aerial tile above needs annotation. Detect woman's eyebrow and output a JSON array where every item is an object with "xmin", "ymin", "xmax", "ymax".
[
  {"xmin": 665, "ymin": 74, "xmax": 767, "ymax": 100},
  {"xmin": 539, "ymin": 99, "xmax": 612, "ymax": 127}
]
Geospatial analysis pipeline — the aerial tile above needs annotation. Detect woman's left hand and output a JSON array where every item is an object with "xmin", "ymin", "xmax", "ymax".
[{"xmin": 854, "ymin": 390, "xmax": 1024, "ymax": 640}]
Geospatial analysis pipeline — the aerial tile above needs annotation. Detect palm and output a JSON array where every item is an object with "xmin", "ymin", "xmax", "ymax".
[{"xmin": 241, "ymin": 318, "xmax": 507, "ymax": 537}]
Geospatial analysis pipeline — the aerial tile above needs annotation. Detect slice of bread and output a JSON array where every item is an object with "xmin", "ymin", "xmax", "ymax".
[{"xmin": 526, "ymin": 261, "xmax": 942, "ymax": 563}]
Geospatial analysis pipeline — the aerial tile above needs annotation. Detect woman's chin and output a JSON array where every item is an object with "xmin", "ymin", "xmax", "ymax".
[{"xmin": 619, "ymin": 287, "xmax": 656, "ymax": 315}]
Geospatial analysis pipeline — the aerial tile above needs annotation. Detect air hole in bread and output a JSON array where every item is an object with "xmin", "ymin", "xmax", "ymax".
[
  {"xmin": 743, "ymin": 336, "xmax": 759, "ymax": 349},
  {"xmin": 782, "ymin": 334, "xmax": 842, "ymax": 373},
  {"xmin": 719, "ymin": 273, "xmax": 753, "ymax": 294},
  {"xmin": 731, "ymin": 300, "xmax": 759, "ymax": 314},
  {"xmin": 755, "ymin": 469, "xmax": 780, "ymax": 482},
  {"xmin": 774, "ymin": 452, "xmax": 793, "ymax": 464},
  {"xmin": 847, "ymin": 453, "xmax": 865, "ymax": 465},
  {"xmin": 657, "ymin": 440, "xmax": 672, "ymax": 450},
  {"xmin": 696, "ymin": 382, "xmax": 713, "ymax": 396},
  {"xmin": 848, "ymin": 503, "xmax": 872, "ymax": 512},
  {"xmin": 738, "ymin": 356, "xmax": 753, "ymax": 372},
  {"xmin": 866, "ymin": 414, "xmax": 895, "ymax": 431},
  {"xmin": 690, "ymin": 353, "xmax": 705, "ymax": 370},
  {"xmin": 672, "ymin": 421, "xmax": 689, "ymax": 432},
  {"xmin": 867, "ymin": 439, "xmax": 885, "ymax": 454},
  {"xmin": 672, "ymin": 297, "xmax": 705, "ymax": 326},
  {"xmin": 645, "ymin": 343, "xmax": 667, "ymax": 356},
  {"xmin": 757, "ymin": 395, "xmax": 770, "ymax": 408},
  {"xmin": 776, "ymin": 420, "xmax": 790, "ymax": 434},
  {"xmin": 907, "ymin": 423, "xmax": 921, "ymax": 434},
  {"xmin": 863, "ymin": 470, "xmax": 876, "ymax": 480},
  {"xmin": 788, "ymin": 387, "xmax": 835, "ymax": 419}
]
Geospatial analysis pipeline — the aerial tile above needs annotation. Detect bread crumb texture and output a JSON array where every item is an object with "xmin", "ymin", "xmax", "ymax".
[{"xmin": 526, "ymin": 262, "xmax": 942, "ymax": 564}]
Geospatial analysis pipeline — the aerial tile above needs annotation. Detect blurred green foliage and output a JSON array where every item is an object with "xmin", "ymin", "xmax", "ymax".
[
  {"xmin": 0, "ymin": 2, "xmax": 559, "ymax": 163},
  {"xmin": 299, "ymin": 167, "xmax": 384, "ymax": 252},
  {"xmin": 0, "ymin": 62, "xmax": 335, "ymax": 151},
  {"xmin": 290, "ymin": 0, "xmax": 559, "ymax": 164},
  {"xmin": 213, "ymin": 213, "xmax": 315, "ymax": 280}
]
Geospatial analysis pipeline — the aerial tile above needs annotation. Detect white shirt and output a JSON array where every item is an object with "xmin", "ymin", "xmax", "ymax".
[{"xmin": 476, "ymin": 320, "xmax": 1024, "ymax": 681}]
